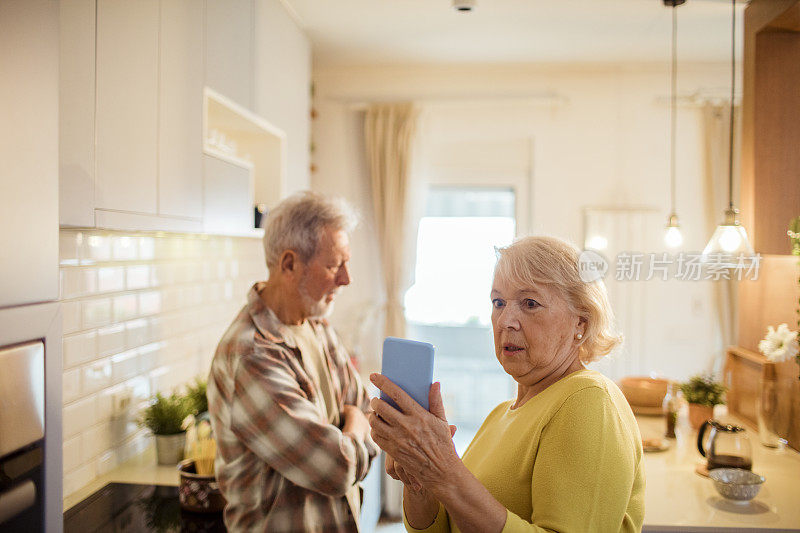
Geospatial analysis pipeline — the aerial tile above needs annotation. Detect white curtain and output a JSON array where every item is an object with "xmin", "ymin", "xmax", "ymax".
[
  {"xmin": 364, "ymin": 103, "xmax": 420, "ymax": 339},
  {"xmin": 701, "ymin": 102, "xmax": 741, "ymax": 373}
]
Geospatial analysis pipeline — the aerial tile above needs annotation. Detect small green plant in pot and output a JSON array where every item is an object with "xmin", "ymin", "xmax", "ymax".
[
  {"xmin": 680, "ymin": 374, "xmax": 727, "ymax": 430},
  {"xmin": 185, "ymin": 377, "xmax": 208, "ymax": 416},
  {"xmin": 139, "ymin": 392, "xmax": 192, "ymax": 465}
]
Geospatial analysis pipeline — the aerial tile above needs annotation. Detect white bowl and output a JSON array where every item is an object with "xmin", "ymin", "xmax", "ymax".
[{"xmin": 709, "ymin": 468, "xmax": 765, "ymax": 502}]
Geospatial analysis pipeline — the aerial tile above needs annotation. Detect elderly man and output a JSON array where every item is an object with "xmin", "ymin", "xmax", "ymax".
[{"xmin": 207, "ymin": 191, "xmax": 378, "ymax": 532}]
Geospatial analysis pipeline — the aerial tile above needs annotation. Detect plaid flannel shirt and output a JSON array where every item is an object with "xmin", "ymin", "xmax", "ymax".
[{"xmin": 207, "ymin": 283, "xmax": 379, "ymax": 532}]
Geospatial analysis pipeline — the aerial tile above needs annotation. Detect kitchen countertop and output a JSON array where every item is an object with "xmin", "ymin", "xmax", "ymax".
[
  {"xmin": 65, "ymin": 411, "xmax": 800, "ymax": 531},
  {"xmin": 63, "ymin": 447, "xmax": 178, "ymax": 512},
  {"xmin": 638, "ymin": 408, "xmax": 800, "ymax": 531}
]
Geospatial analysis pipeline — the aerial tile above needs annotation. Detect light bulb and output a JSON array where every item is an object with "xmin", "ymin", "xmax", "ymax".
[
  {"xmin": 664, "ymin": 226, "xmax": 683, "ymax": 248},
  {"xmin": 719, "ymin": 226, "xmax": 743, "ymax": 253},
  {"xmin": 587, "ymin": 235, "xmax": 608, "ymax": 250}
]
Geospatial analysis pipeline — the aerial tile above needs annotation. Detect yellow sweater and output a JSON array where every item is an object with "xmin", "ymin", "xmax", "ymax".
[{"xmin": 405, "ymin": 369, "xmax": 644, "ymax": 532}]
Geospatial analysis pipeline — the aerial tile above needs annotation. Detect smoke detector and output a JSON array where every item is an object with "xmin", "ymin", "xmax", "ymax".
[{"xmin": 453, "ymin": 0, "xmax": 476, "ymax": 12}]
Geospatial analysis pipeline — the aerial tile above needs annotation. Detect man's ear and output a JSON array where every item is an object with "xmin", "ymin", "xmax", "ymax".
[{"xmin": 279, "ymin": 250, "xmax": 298, "ymax": 276}]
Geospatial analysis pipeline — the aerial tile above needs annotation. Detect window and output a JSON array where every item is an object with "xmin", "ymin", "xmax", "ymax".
[{"xmin": 404, "ymin": 187, "xmax": 517, "ymax": 452}]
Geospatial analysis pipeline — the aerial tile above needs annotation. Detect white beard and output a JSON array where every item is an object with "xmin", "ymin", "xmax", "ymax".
[{"xmin": 299, "ymin": 276, "xmax": 336, "ymax": 318}]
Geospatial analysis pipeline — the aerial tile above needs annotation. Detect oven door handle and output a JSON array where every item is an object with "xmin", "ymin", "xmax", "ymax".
[{"xmin": 0, "ymin": 480, "xmax": 36, "ymax": 525}]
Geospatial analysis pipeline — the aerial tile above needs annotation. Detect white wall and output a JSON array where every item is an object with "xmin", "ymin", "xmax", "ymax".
[
  {"xmin": 254, "ymin": 0, "xmax": 311, "ymax": 193},
  {"xmin": 312, "ymin": 63, "xmax": 733, "ymax": 381}
]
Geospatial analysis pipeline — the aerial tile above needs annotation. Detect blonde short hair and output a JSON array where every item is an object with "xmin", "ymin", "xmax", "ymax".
[
  {"xmin": 494, "ymin": 235, "xmax": 621, "ymax": 363},
  {"xmin": 262, "ymin": 191, "xmax": 358, "ymax": 269}
]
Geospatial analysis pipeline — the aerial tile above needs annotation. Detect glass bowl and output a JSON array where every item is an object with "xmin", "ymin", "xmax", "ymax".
[{"xmin": 709, "ymin": 468, "xmax": 765, "ymax": 502}]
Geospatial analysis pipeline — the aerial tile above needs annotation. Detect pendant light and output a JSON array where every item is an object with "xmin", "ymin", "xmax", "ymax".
[
  {"xmin": 664, "ymin": 0, "xmax": 685, "ymax": 248},
  {"xmin": 703, "ymin": 0, "xmax": 754, "ymax": 258}
]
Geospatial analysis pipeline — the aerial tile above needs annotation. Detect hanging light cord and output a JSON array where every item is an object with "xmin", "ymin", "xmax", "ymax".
[
  {"xmin": 670, "ymin": 5, "xmax": 677, "ymax": 216},
  {"xmin": 728, "ymin": 0, "xmax": 736, "ymax": 210}
]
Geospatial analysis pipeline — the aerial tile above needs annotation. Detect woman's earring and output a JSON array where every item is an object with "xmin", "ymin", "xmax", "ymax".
[{"xmin": 576, "ymin": 333, "xmax": 583, "ymax": 340}]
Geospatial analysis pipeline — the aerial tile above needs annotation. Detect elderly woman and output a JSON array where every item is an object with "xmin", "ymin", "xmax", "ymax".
[{"xmin": 368, "ymin": 236, "xmax": 644, "ymax": 532}]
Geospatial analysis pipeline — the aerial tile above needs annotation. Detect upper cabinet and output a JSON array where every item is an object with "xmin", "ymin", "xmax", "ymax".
[
  {"xmin": 206, "ymin": 0, "xmax": 255, "ymax": 112},
  {"xmin": 95, "ymin": 0, "xmax": 160, "ymax": 215},
  {"xmin": 59, "ymin": 0, "xmax": 309, "ymax": 234},
  {"xmin": 0, "ymin": 0, "xmax": 60, "ymax": 307},
  {"xmin": 159, "ymin": 0, "xmax": 204, "ymax": 219}
]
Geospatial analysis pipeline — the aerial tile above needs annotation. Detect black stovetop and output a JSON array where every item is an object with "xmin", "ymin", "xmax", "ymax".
[{"xmin": 63, "ymin": 483, "xmax": 226, "ymax": 533}]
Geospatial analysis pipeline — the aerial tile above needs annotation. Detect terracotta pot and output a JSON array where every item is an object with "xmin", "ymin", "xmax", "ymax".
[{"xmin": 688, "ymin": 403, "xmax": 714, "ymax": 430}]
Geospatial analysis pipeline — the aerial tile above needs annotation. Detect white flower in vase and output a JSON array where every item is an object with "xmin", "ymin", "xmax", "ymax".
[{"xmin": 758, "ymin": 324, "xmax": 799, "ymax": 363}]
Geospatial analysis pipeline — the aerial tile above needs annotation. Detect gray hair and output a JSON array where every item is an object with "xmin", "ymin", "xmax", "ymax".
[
  {"xmin": 494, "ymin": 235, "xmax": 622, "ymax": 364},
  {"xmin": 262, "ymin": 191, "xmax": 358, "ymax": 269}
]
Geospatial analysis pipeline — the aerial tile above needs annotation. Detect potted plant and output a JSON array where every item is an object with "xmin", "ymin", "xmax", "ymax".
[
  {"xmin": 185, "ymin": 377, "xmax": 208, "ymax": 416},
  {"xmin": 139, "ymin": 392, "xmax": 192, "ymax": 465},
  {"xmin": 680, "ymin": 374, "xmax": 727, "ymax": 430}
]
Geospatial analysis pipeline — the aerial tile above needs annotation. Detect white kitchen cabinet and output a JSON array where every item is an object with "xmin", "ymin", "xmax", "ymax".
[
  {"xmin": 0, "ymin": 0, "xmax": 60, "ymax": 307},
  {"xmin": 158, "ymin": 0, "xmax": 204, "ymax": 219},
  {"xmin": 59, "ymin": 0, "xmax": 96, "ymax": 227},
  {"xmin": 206, "ymin": 0, "xmax": 255, "ymax": 111},
  {"xmin": 203, "ymin": 152, "xmax": 254, "ymax": 235},
  {"xmin": 58, "ymin": 0, "xmax": 299, "ymax": 235},
  {"xmin": 95, "ymin": 0, "xmax": 159, "ymax": 215}
]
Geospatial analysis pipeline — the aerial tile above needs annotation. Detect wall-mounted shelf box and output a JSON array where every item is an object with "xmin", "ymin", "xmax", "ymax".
[{"xmin": 203, "ymin": 87, "xmax": 286, "ymax": 236}]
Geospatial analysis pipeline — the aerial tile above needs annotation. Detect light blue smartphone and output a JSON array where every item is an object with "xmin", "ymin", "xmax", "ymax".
[{"xmin": 379, "ymin": 337, "xmax": 435, "ymax": 412}]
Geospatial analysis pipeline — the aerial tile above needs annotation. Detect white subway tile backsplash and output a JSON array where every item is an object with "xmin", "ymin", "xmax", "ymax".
[
  {"xmin": 63, "ymin": 331, "xmax": 97, "ymax": 369},
  {"xmin": 126, "ymin": 265, "xmax": 150, "ymax": 290},
  {"xmin": 97, "ymin": 324, "xmax": 126, "ymax": 356},
  {"xmin": 60, "ymin": 231, "xmax": 82, "ymax": 266},
  {"xmin": 119, "ymin": 432, "xmax": 150, "ymax": 463},
  {"xmin": 138, "ymin": 291, "xmax": 161, "ymax": 316},
  {"xmin": 59, "ymin": 228, "xmax": 260, "ymax": 498},
  {"xmin": 82, "ymin": 298, "xmax": 112, "ymax": 329},
  {"xmin": 138, "ymin": 237, "xmax": 155, "ymax": 261},
  {"xmin": 82, "ymin": 268, "xmax": 99, "ymax": 296},
  {"xmin": 63, "ymin": 396, "xmax": 96, "ymax": 439},
  {"xmin": 148, "ymin": 366, "xmax": 172, "ymax": 395},
  {"xmin": 81, "ymin": 359, "xmax": 112, "ymax": 396},
  {"xmin": 111, "ymin": 349, "xmax": 139, "ymax": 384},
  {"xmin": 125, "ymin": 375, "xmax": 151, "ymax": 405},
  {"xmin": 82, "ymin": 423, "xmax": 114, "ymax": 463},
  {"xmin": 62, "ymin": 268, "xmax": 98, "ymax": 299},
  {"xmin": 64, "ymin": 461, "xmax": 96, "ymax": 497},
  {"xmin": 137, "ymin": 342, "xmax": 162, "ymax": 374},
  {"xmin": 111, "ymin": 419, "xmax": 141, "ymax": 446},
  {"xmin": 85, "ymin": 235, "xmax": 111, "ymax": 263},
  {"xmin": 124, "ymin": 318, "xmax": 149, "ymax": 349},
  {"xmin": 97, "ymin": 266, "xmax": 125, "ymax": 293},
  {"xmin": 62, "ymin": 300, "xmax": 82, "ymax": 334},
  {"xmin": 63, "ymin": 436, "xmax": 82, "ymax": 473},
  {"xmin": 112, "ymin": 236, "xmax": 138, "ymax": 261},
  {"xmin": 112, "ymin": 294, "xmax": 138, "ymax": 322},
  {"xmin": 96, "ymin": 450, "xmax": 119, "ymax": 477},
  {"xmin": 63, "ymin": 368, "xmax": 81, "ymax": 403}
]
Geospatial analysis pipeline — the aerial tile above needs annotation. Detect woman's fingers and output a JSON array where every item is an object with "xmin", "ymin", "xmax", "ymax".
[
  {"xmin": 428, "ymin": 381, "xmax": 448, "ymax": 422},
  {"xmin": 370, "ymin": 373, "xmax": 422, "ymax": 415},
  {"xmin": 385, "ymin": 454, "xmax": 401, "ymax": 480},
  {"xmin": 369, "ymin": 396, "xmax": 406, "ymax": 427}
]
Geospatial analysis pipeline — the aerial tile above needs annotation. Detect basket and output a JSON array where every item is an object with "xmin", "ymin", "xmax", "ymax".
[{"xmin": 177, "ymin": 459, "xmax": 226, "ymax": 513}]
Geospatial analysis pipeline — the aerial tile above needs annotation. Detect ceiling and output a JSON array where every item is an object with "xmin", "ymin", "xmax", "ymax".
[{"xmin": 282, "ymin": 0, "xmax": 747, "ymax": 68}]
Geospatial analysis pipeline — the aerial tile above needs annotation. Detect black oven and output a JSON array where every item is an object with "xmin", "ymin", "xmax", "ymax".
[{"xmin": 0, "ymin": 341, "xmax": 45, "ymax": 531}]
